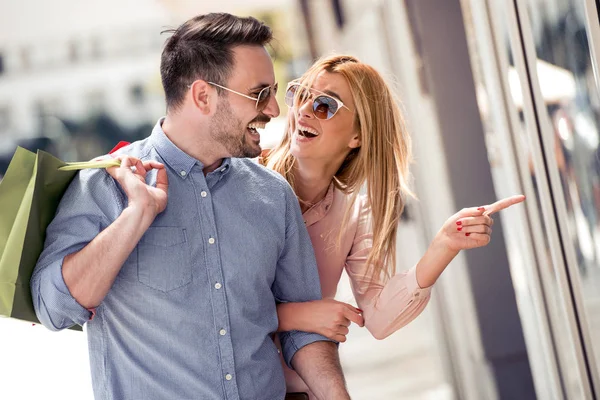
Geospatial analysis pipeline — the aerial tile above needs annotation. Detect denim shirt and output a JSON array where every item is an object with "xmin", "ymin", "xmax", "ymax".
[{"xmin": 31, "ymin": 119, "xmax": 329, "ymax": 400}]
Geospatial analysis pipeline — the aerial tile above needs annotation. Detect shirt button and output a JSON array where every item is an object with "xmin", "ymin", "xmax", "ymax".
[
  {"xmin": 180, "ymin": 171, "xmax": 187, "ymax": 177},
  {"xmin": 214, "ymin": 282, "xmax": 222, "ymax": 289},
  {"xmin": 225, "ymin": 374, "xmax": 232, "ymax": 381},
  {"xmin": 208, "ymin": 237, "xmax": 215, "ymax": 244},
  {"xmin": 201, "ymin": 191, "xmax": 207, "ymax": 197},
  {"xmin": 219, "ymin": 329, "xmax": 227, "ymax": 336}
]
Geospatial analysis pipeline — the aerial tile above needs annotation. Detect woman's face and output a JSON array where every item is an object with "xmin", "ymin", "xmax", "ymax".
[{"xmin": 289, "ymin": 71, "xmax": 361, "ymax": 162}]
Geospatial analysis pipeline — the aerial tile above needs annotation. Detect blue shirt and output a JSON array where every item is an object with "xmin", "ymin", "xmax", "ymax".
[{"xmin": 31, "ymin": 119, "xmax": 329, "ymax": 400}]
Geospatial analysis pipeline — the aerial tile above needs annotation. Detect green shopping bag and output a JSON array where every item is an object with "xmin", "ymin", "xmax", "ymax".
[{"xmin": 0, "ymin": 147, "xmax": 119, "ymax": 327}]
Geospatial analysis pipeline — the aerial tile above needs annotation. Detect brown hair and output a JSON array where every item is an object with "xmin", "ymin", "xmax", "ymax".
[{"xmin": 160, "ymin": 13, "xmax": 272, "ymax": 110}]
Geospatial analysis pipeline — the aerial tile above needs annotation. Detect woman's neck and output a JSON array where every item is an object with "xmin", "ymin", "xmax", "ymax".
[{"xmin": 292, "ymin": 158, "xmax": 340, "ymax": 212}]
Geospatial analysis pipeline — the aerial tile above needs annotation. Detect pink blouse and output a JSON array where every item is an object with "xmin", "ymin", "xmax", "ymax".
[{"xmin": 281, "ymin": 183, "xmax": 432, "ymax": 395}]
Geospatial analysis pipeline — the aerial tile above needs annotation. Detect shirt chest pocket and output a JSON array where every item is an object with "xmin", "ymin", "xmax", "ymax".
[{"xmin": 137, "ymin": 227, "xmax": 192, "ymax": 292}]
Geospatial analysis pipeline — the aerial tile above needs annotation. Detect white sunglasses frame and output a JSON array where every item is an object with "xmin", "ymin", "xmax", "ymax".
[{"xmin": 285, "ymin": 82, "xmax": 351, "ymax": 119}]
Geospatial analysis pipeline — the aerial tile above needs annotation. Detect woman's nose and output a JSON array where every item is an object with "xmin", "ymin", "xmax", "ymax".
[{"xmin": 298, "ymin": 95, "xmax": 314, "ymax": 119}]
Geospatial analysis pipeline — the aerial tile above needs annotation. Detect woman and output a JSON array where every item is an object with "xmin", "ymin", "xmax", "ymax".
[{"xmin": 262, "ymin": 55, "xmax": 524, "ymax": 398}]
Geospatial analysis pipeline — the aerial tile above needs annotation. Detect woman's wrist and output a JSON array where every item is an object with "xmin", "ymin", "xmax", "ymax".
[
  {"xmin": 277, "ymin": 302, "xmax": 303, "ymax": 332},
  {"xmin": 416, "ymin": 235, "xmax": 460, "ymax": 288},
  {"xmin": 431, "ymin": 231, "xmax": 460, "ymax": 257}
]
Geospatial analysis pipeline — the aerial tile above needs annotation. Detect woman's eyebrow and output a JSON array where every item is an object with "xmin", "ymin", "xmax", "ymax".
[{"xmin": 323, "ymin": 89, "xmax": 343, "ymax": 100}]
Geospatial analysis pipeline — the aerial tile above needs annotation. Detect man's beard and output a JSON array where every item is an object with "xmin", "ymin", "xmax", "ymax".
[{"xmin": 209, "ymin": 99, "xmax": 262, "ymax": 158}]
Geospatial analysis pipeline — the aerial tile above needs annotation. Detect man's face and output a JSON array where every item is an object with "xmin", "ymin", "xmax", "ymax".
[{"xmin": 209, "ymin": 45, "xmax": 280, "ymax": 158}]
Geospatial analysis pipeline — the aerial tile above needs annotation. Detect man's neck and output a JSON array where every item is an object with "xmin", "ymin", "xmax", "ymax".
[{"xmin": 162, "ymin": 115, "xmax": 225, "ymax": 175}]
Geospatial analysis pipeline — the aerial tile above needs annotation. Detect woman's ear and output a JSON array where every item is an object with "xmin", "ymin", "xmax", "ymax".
[
  {"xmin": 349, "ymin": 133, "xmax": 361, "ymax": 149},
  {"xmin": 189, "ymin": 80, "xmax": 213, "ymax": 115}
]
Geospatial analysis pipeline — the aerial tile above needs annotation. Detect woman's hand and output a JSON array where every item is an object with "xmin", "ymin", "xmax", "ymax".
[
  {"xmin": 435, "ymin": 195, "xmax": 525, "ymax": 252},
  {"xmin": 277, "ymin": 299, "xmax": 364, "ymax": 342}
]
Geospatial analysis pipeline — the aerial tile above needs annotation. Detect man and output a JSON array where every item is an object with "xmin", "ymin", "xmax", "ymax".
[{"xmin": 31, "ymin": 13, "xmax": 350, "ymax": 400}]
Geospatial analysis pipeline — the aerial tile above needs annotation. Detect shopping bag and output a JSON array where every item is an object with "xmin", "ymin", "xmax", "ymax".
[{"xmin": 0, "ymin": 147, "xmax": 119, "ymax": 327}]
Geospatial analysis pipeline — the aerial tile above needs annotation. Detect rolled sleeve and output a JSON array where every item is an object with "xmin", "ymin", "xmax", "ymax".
[
  {"xmin": 279, "ymin": 330, "xmax": 333, "ymax": 368},
  {"xmin": 31, "ymin": 167, "xmax": 123, "ymax": 331},
  {"xmin": 273, "ymin": 184, "xmax": 335, "ymax": 368},
  {"xmin": 32, "ymin": 258, "xmax": 91, "ymax": 330}
]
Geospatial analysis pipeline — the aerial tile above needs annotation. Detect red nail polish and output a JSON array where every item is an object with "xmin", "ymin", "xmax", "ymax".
[
  {"xmin": 465, "ymin": 233, "xmax": 471, "ymax": 236},
  {"xmin": 357, "ymin": 308, "xmax": 363, "ymax": 313},
  {"xmin": 477, "ymin": 207, "xmax": 485, "ymax": 211},
  {"xmin": 457, "ymin": 226, "xmax": 462, "ymax": 231},
  {"xmin": 456, "ymin": 221, "xmax": 462, "ymax": 226}
]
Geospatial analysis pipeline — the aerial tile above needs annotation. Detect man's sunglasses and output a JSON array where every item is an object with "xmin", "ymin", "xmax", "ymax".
[
  {"xmin": 284, "ymin": 82, "xmax": 350, "ymax": 120},
  {"xmin": 207, "ymin": 82, "xmax": 277, "ymax": 111}
]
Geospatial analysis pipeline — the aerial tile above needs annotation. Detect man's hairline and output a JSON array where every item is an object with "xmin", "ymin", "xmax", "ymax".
[{"xmin": 226, "ymin": 44, "xmax": 274, "ymax": 88}]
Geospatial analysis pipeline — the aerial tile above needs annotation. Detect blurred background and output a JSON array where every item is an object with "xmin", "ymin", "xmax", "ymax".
[{"xmin": 3, "ymin": 0, "xmax": 600, "ymax": 398}]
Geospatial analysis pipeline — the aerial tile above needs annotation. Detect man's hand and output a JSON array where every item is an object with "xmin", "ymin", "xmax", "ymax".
[
  {"xmin": 62, "ymin": 155, "xmax": 169, "ymax": 309},
  {"xmin": 106, "ymin": 155, "xmax": 169, "ymax": 217}
]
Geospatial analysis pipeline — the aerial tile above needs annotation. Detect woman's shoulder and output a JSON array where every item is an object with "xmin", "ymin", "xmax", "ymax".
[
  {"xmin": 332, "ymin": 187, "xmax": 370, "ymax": 211},
  {"xmin": 327, "ymin": 188, "xmax": 371, "ymax": 231}
]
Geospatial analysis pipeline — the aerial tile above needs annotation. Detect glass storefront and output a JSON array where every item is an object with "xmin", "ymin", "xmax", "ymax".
[{"xmin": 462, "ymin": 0, "xmax": 600, "ymax": 397}]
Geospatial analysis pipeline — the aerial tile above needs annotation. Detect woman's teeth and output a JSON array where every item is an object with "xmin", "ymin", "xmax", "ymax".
[{"xmin": 298, "ymin": 126, "xmax": 319, "ymax": 138}]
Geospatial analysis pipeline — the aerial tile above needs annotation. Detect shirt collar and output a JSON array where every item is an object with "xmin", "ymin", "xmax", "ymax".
[
  {"xmin": 303, "ymin": 182, "xmax": 335, "ymax": 227},
  {"xmin": 150, "ymin": 117, "xmax": 232, "ymax": 179}
]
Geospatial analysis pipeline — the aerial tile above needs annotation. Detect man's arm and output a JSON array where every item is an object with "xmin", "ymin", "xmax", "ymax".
[
  {"xmin": 62, "ymin": 204, "xmax": 153, "ymax": 308},
  {"xmin": 31, "ymin": 157, "xmax": 167, "ymax": 329},
  {"xmin": 273, "ymin": 183, "xmax": 350, "ymax": 399},
  {"xmin": 292, "ymin": 341, "xmax": 350, "ymax": 400},
  {"xmin": 63, "ymin": 157, "xmax": 167, "ymax": 308}
]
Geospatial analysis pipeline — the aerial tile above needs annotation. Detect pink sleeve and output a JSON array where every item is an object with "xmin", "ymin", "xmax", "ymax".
[{"xmin": 345, "ymin": 197, "xmax": 431, "ymax": 340}]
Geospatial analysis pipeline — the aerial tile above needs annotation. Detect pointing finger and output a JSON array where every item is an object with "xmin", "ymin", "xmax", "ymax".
[{"xmin": 483, "ymin": 195, "xmax": 526, "ymax": 216}]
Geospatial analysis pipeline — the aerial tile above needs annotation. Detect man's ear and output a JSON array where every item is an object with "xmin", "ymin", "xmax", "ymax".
[{"xmin": 189, "ymin": 80, "xmax": 213, "ymax": 115}]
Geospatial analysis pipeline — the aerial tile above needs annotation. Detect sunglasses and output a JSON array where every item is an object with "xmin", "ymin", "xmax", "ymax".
[
  {"xmin": 285, "ymin": 82, "xmax": 350, "ymax": 120},
  {"xmin": 208, "ymin": 82, "xmax": 277, "ymax": 111}
]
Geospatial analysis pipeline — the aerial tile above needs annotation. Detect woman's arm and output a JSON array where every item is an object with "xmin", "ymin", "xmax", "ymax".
[
  {"xmin": 345, "ymin": 196, "xmax": 432, "ymax": 340},
  {"xmin": 347, "ymin": 195, "xmax": 525, "ymax": 340},
  {"xmin": 277, "ymin": 300, "xmax": 364, "ymax": 342},
  {"xmin": 416, "ymin": 196, "xmax": 525, "ymax": 287}
]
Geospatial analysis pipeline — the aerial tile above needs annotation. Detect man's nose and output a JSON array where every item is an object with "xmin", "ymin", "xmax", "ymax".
[{"xmin": 263, "ymin": 93, "xmax": 280, "ymax": 118}]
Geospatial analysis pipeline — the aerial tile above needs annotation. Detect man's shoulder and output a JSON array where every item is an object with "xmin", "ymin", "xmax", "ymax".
[
  {"xmin": 231, "ymin": 158, "xmax": 290, "ymax": 188},
  {"xmin": 108, "ymin": 137, "xmax": 153, "ymax": 160},
  {"xmin": 75, "ymin": 137, "xmax": 153, "ymax": 189}
]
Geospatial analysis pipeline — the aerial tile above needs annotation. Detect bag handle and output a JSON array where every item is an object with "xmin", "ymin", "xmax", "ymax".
[{"xmin": 58, "ymin": 159, "xmax": 121, "ymax": 171}]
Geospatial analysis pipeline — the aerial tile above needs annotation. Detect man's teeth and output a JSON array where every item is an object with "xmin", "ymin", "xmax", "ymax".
[{"xmin": 248, "ymin": 122, "xmax": 267, "ymax": 130}]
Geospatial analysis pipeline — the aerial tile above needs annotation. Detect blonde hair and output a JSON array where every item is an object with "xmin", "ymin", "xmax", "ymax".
[{"xmin": 265, "ymin": 55, "xmax": 414, "ymax": 282}]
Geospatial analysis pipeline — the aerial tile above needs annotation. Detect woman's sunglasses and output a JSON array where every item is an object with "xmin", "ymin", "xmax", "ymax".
[{"xmin": 285, "ymin": 82, "xmax": 350, "ymax": 120}]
